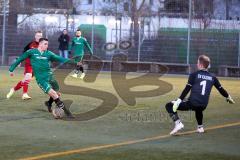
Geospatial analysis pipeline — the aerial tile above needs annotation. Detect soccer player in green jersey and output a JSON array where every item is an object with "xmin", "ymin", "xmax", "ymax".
[
  {"xmin": 69, "ymin": 29, "xmax": 93, "ymax": 79},
  {"xmin": 9, "ymin": 38, "xmax": 73, "ymax": 118}
]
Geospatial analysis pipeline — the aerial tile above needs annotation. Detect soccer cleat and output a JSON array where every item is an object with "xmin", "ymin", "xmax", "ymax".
[
  {"xmin": 79, "ymin": 72, "xmax": 86, "ymax": 79},
  {"xmin": 71, "ymin": 73, "xmax": 78, "ymax": 78},
  {"xmin": 22, "ymin": 93, "xmax": 32, "ymax": 100},
  {"xmin": 6, "ymin": 88, "xmax": 15, "ymax": 99},
  {"xmin": 197, "ymin": 126, "xmax": 205, "ymax": 133},
  {"xmin": 44, "ymin": 101, "xmax": 52, "ymax": 112},
  {"xmin": 170, "ymin": 121, "xmax": 184, "ymax": 135}
]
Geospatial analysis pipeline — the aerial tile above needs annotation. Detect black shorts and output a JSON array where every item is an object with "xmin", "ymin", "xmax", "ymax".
[{"xmin": 178, "ymin": 100, "xmax": 206, "ymax": 112}]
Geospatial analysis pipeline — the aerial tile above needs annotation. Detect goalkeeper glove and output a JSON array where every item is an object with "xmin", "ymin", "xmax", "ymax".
[
  {"xmin": 173, "ymin": 98, "xmax": 182, "ymax": 112},
  {"xmin": 226, "ymin": 95, "xmax": 235, "ymax": 104}
]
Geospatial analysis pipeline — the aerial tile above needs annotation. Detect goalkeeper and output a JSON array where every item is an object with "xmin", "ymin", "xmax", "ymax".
[
  {"xmin": 165, "ymin": 55, "xmax": 235, "ymax": 135},
  {"xmin": 9, "ymin": 38, "xmax": 74, "ymax": 117},
  {"xmin": 69, "ymin": 29, "xmax": 93, "ymax": 79}
]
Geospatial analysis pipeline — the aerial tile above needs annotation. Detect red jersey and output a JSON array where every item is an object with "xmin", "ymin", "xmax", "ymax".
[{"xmin": 23, "ymin": 41, "xmax": 39, "ymax": 74}]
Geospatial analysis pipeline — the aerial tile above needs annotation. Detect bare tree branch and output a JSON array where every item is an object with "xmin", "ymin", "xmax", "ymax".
[
  {"xmin": 137, "ymin": 0, "xmax": 146, "ymax": 12},
  {"xmin": 17, "ymin": 14, "xmax": 33, "ymax": 26}
]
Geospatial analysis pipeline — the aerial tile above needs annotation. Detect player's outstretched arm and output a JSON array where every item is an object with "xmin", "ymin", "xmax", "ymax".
[
  {"xmin": 9, "ymin": 51, "xmax": 30, "ymax": 72},
  {"xmin": 49, "ymin": 51, "xmax": 76, "ymax": 64},
  {"xmin": 83, "ymin": 39, "xmax": 93, "ymax": 55},
  {"xmin": 213, "ymin": 77, "xmax": 235, "ymax": 104},
  {"xmin": 68, "ymin": 39, "xmax": 74, "ymax": 51}
]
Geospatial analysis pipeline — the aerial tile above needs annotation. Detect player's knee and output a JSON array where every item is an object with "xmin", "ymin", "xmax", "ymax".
[
  {"xmin": 77, "ymin": 62, "xmax": 82, "ymax": 65},
  {"xmin": 22, "ymin": 74, "xmax": 32, "ymax": 85},
  {"xmin": 25, "ymin": 73, "xmax": 32, "ymax": 79},
  {"xmin": 22, "ymin": 79, "xmax": 30, "ymax": 85},
  {"xmin": 165, "ymin": 102, "xmax": 173, "ymax": 113},
  {"xmin": 57, "ymin": 92, "xmax": 61, "ymax": 97},
  {"xmin": 48, "ymin": 89, "xmax": 59, "ymax": 99}
]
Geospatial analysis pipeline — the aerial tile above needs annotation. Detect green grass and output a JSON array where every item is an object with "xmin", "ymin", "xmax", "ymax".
[{"xmin": 0, "ymin": 67, "xmax": 239, "ymax": 160}]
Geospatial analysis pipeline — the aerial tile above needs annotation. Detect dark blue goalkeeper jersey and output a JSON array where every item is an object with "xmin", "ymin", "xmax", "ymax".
[{"xmin": 186, "ymin": 70, "xmax": 225, "ymax": 106}]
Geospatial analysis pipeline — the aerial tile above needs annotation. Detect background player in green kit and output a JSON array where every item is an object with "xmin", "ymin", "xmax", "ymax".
[
  {"xmin": 9, "ymin": 38, "xmax": 73, "ymax": 118},
  {"xmin": 69, "ymin": 29, "xmax": 93, "ymax": 79}
]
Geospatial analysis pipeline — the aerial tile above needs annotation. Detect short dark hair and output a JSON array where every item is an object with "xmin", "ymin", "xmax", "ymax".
[
  {"xmin": 76, "ymin": 29, "xmax": 81, "ymax": 32},
  {"xmin": 35, "ymin": 30, "xmax": 43, "ymax": 34},
  {"xmin": 198, "ymin": 55, "xmax": 210, "ymax": 69},
  {"xmin": 39, "ymin": 38, "xmax": 48, "ymax": 43}
]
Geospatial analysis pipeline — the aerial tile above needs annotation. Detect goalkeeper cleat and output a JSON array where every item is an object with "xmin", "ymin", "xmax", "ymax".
[
  {"xmin": 79, "ymin": 72, "xmax": 86, "ymax": 79},
  {"xmin": 71, "ymin": 73, "xmax": 78, "ymax": 78},
  {"xmin": 197, "ymin": 125, "xmax": 205, "ymax": 133},
  {"xmin": 6, "ymin": 88, "xmax": 15, "ymax": 99},
  {"xmin": 226, "ymin": 95, "xmax": 235, "ymax": 104},
  {"xmin": 45, "ymin": 101, "xmax": 52, "ymax": 112},
  {"xmin": 170, "ymin": 120, "xmax": 184, "ymax": 135},
  {"xmin": 22, "ymin": 93, "xmax": 32, "ymax": 100}
]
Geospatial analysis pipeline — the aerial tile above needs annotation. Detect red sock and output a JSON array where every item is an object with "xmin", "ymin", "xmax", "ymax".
[
  {"xmin": 14, "ymin": 81, "xmax": 23, "ymax": 91},
  {"xmin": 23, "ymin": 84, "xmax": 28, "ymax": 93}
]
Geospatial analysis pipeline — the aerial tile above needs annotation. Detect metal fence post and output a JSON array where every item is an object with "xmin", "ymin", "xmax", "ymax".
[
  {"xmin": 137, "ymin": 22, "xmax": 141, "ymax": 62},
  {"xmin": 238, "ymin": 32, "xmax": 240, "ymax": 67},
  {"xmin": 91, "ymin": 0, "xmax": 95, "ymax": 53},
  {"xmin": 187, "ymin": 0, "xmax": 192, "ymax": 65},
  {"xmin": 1, "ymin": 0, "xmax": 6, "ymax": 66}
]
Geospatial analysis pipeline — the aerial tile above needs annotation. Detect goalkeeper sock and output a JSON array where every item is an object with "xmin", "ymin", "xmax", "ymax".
[
  {"xmin": 175, "ymin": 119, "xmax": 181, "ymax": 125},
  {"xmin": 169, "ymin": 113, "xmax": 180, "ymax": 122}
]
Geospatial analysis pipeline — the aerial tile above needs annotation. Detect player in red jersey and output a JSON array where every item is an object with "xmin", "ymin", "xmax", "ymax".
[{"xmin": 7, "ymin": 31, "xmax": 43, "ymax": 100}]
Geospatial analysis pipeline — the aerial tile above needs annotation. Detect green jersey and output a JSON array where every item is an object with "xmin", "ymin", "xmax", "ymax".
[
  {"xmin": 69, "ymin": 36, "xmax": 93, "ymax": 57},
  {"xmin": 9, "ymin": 49, "xmax": 70, "ymax": 82}
]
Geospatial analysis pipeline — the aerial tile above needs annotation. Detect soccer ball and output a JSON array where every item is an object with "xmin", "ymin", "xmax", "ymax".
[{"xmin": 52, "ymin": 107, "xmax": 65, "ymax": 119}]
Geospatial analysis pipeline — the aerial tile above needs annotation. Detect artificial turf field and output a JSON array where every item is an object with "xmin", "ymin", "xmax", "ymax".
[{"xmin": 0, "ymin": 67, "xmax": 239, "ymax": 160}]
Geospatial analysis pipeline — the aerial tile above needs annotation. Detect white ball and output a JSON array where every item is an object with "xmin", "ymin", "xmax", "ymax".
[{"xmin": 52, "ymin": 107, "xmax": 65, "ymax": 119}]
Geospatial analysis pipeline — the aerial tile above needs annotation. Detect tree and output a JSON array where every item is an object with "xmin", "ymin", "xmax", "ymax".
[
  {"xmin": 130, "ymin": 0, "xmax": 146, "ymax": 44},
  {"xmin": 225, "ymin": 0, "xmax": 229, "ymax": 20},
  {"xmin": 193, "ymin": 0, "xmax": 213, "ymax": 30},
  {"xmin": 99, "ymin": 0, "xmax": 148, "ymax": 45},
  {"xmin": 164, "ymin": 0, "xmax": 189, "ymax": 15}
]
